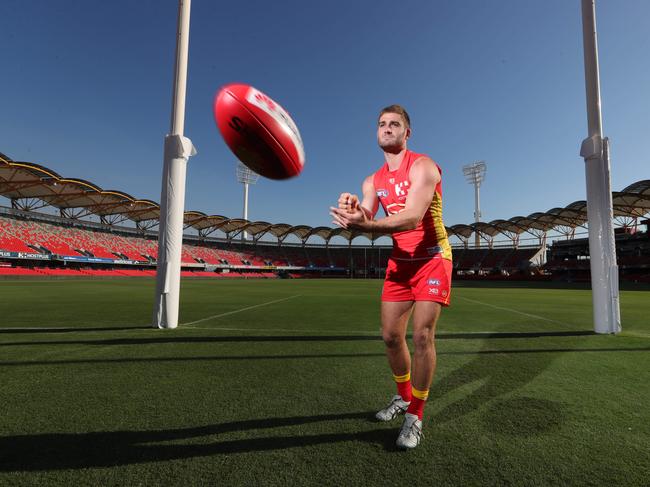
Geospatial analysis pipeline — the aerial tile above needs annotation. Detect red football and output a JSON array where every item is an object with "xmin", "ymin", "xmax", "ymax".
[{"xmin": 213, "ymin": 83, "xmax": 305, "ymax": 180}]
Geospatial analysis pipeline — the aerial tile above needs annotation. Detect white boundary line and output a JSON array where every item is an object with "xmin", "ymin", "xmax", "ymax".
[
  {"xmin": 186, "ymin": 325, "xmax": 380, "ymax": 334},
  {"xmin": 182, "ymin": 295, "xmax": 302, "ymax": 327},
  {"xmin": 457, "ymin": 296, "xmax": 571, "ymax": 327}
]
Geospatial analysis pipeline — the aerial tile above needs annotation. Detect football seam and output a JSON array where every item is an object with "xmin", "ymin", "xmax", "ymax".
[{"xmin": 226, "ymin": 89, "xmax": 301, "ymax": 176}]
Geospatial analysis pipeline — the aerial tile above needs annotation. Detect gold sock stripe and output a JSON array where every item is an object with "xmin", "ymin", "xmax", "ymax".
[
  {"xmin": 411, "ymin": 387, "xmax": 429, "ymax": 401},
  {"xmin": 393, "ymin": 372, "xmax": 411, "ymax": 383}
]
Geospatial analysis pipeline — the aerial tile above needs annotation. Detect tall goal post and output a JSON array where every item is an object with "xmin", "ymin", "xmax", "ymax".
[
  {"xmin": 153, "ymin": 0, "xmax": 196, "ymax": 329},
  {"xmin": 580, "ymin": 0, "xmax": 620, "ymax": 334}
]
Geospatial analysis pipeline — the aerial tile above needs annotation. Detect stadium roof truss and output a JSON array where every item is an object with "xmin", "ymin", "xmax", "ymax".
[
  {"xmin": 285, "ymin": 225, "xmax": 314, "ymax": 243},
  {"xmin": 447, "ymin": 224, "xmax": 475, "ymax": 246},
  {"xmin": 612, "ymin": 181, "xmax": 650, "ymax": 228},
  {"xmin": 1, "ymin": 153, "xmax": 649, "ymax": 245},
  {"xmin": 266, "ymin": 223, "xmax": 295, "ymax": 242},
  {"xmin": 242, "ymin": 221, "xmax": 274, "ymax": 241},
  {"xmin": 485, "ymin": 219, "xmax": 527, "ymax": 247}
]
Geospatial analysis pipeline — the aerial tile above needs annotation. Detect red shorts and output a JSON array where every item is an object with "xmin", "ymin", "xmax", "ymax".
[{"xmin": 381, "ymin": 256, "xmax": 452, "ymax": 305}]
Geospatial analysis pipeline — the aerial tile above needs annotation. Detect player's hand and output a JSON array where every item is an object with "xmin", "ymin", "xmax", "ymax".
[
  {"xmin": 337, "ymin": 193, "xmax": 360, "ymax": 213},
  {"xmin": 330, "ymin": 203, "xmax": 369, "ymax": 230}
]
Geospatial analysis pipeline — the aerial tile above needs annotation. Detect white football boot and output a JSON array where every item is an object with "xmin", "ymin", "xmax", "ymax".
[
  {"xmin": 375, "ymin": 395, "xmax": 410, "ymax": 422},
  {"xmin": 396, "ymin": 413, "xmax": 423, "ymax": 450}
]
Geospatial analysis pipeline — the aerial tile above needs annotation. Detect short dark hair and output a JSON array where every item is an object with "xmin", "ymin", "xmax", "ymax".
[{"xmin": 378, "ymin": 104, "xmax": 411, "ymax": 128}]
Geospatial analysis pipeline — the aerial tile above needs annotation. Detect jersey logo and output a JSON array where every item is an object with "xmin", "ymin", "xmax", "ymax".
[
  {"xmin": 376, "ymin": 189, "xmax": 388, "ymax": 198},
  {"xmin": 394, "ymin": 181, "xmax": 409, "ymax": 197}
]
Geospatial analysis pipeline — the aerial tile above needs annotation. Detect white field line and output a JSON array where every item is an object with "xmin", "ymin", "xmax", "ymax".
[
  {"xmin": 182, "ymin": 295, "xmax": 302, "ymax": 327},
  {"xmin": 186, "ymin": 325, "xmax": 381, "ymax": 334},
  {"xmin": 457, "ymin": 296, "xmax": 571, "ymax": 327}
]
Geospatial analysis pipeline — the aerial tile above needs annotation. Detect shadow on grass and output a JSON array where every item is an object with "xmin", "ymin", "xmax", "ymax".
[
  {"xmin": 481, "ymin": 397, "xmax": 566, "ymax": 436},
  {"xmin": 431, "ymin": 325, "xmax": 575, "ymax": 427},
  {"xmin": 0, "ymin": 412, "xmax": 397, "ymax": 471},
  {"xmin": 0, "ymin": 330, "xmax": 595, "ymax": 348},
  {"xmin": 0, "ymin": 325, "xmax": 152, "ymax": 334},
  {"xmin": 0, "ymin": 347, "xmax": 648, "ymax": 368}
]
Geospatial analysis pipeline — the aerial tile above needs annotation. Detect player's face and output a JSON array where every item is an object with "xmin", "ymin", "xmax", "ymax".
[{"xmin": 377, "ymin": 113, "xmax": 410, "ymax": 152}]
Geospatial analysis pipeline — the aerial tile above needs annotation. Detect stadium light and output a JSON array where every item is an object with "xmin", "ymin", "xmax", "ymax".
[
  {"xmin": 236, "ymin": 161, "xmax": 259, "ymax": 240},
  {"xmin": 462, "ymin": 161, "xmax": 486, "ymax": 248}
]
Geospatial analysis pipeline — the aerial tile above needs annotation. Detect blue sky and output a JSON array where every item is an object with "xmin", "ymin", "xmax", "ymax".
[{"xmin": 1, "ymin": 0, "xmax": 648, "ymax": 244}]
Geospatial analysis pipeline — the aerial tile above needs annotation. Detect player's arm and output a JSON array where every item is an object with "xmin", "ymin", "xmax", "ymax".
[
  {"xmin": 331, "ymin": 157, "xmax": 439, "ymax": 233},
  {"xmin": 358, "ymin": 174, "xmax": 379, "ymax": 219}
]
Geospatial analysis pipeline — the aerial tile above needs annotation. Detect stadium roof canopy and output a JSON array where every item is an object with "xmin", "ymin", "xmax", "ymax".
[{"xmin": 1, "ymin": 152, "xmax": 649, "ymax": 245}]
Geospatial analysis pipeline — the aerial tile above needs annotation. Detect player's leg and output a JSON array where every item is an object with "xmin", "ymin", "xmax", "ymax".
[
  {"xmin": 396, "ymin": 256, "xmax": 451, "ymax": 449},
  {"xmin": 408, "ymin": 300, "xmax": 442, "ymax": 417},
  {"xmin": 395, "ymin": 300, "xmax": 441, "ymax": 449},
  {"xmin": 381, "ymin": 300, "xmax": 413, "ymax": 381},
  {"xmin": 407, "ymin": 256, "xmax": 451, "ymax": 415},
  {"xmin": 375, "ymin": 300, "xmax": 413, "ymax": 421}
]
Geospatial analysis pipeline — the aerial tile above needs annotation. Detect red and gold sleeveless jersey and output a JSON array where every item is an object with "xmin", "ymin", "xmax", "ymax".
[{"xmin": 373, "ymin": 150, "xmax": 452, "ymax": 261}]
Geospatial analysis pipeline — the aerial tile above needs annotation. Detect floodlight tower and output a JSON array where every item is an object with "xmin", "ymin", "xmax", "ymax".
[
  {"xmin": 236, "ymin": 161, "xmax": 259, "ymax": 240},
  {"xmin": 463, "ymin": 161, "xmax": 486, "ymax": 248}
]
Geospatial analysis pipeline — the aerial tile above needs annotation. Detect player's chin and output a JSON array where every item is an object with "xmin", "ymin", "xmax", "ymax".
[{"xmin": 378, "ymin": 140, "xmax": 399, "ymax": 151}]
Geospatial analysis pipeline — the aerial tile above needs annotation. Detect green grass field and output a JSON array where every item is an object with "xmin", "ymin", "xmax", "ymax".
[{"xmin": 0, "ymin": 278, "xmax": 648, "ymax": 486}]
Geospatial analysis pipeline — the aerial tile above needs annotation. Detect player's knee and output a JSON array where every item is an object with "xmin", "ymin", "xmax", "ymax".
[
  {"xmin": 412, "ymin": 328, "xmax": 435, "ymax": 350},
  {"xmin": 382, "ymin": 330, "xmax": 404, "ymax": 348}
]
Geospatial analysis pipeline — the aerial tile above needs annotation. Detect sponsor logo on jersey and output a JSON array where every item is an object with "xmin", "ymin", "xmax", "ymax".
[
  {"xmin": 389, "ymin": 178, "xmax": 395, "ymax": 184},
  {"xmin": 386, "ymin": 203, "xmax": 405, "ymax": 215},
  {"xmin": 394, "ymin": 181, "xmax": 410, "ymax": 197},
  {"xmin": 376, "ymin": 189, "xmax": 388, "ymax": 198},
  {"xmin": 427, "ymin": 278, "xmax": 440, "ymax": 286},
  {"xmin": 428, "ymin": 288, "xmax": 439, "ymax": 295},
  {"xmin": 441, "ymin": 290, "xmax": 448, "ymax": 298}
]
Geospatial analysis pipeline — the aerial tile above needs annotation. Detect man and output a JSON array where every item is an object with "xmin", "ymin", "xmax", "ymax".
[{"xmin": 330, "ymin": 105, "xmax": 452, "ymax": 450}]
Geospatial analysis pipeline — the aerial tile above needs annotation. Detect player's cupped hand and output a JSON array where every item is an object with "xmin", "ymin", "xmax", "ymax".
[
  {"xmin": 330, "ymin": 199, "xmax": 368, "ymax": 230},
  {"xmin": 337, "ymin": 192, "xmax": 360, "ymax": 213}
]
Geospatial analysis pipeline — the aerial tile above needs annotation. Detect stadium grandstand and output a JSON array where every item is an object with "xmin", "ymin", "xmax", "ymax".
[{"xmin": 1, "ymin": 151, "xmax": 649, "ymax": 282}]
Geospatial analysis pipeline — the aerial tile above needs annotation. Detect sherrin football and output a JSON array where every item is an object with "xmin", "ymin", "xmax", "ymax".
[{"xmin": 213, "ymin": 83, "xmax": 305, "ymax": 180}]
